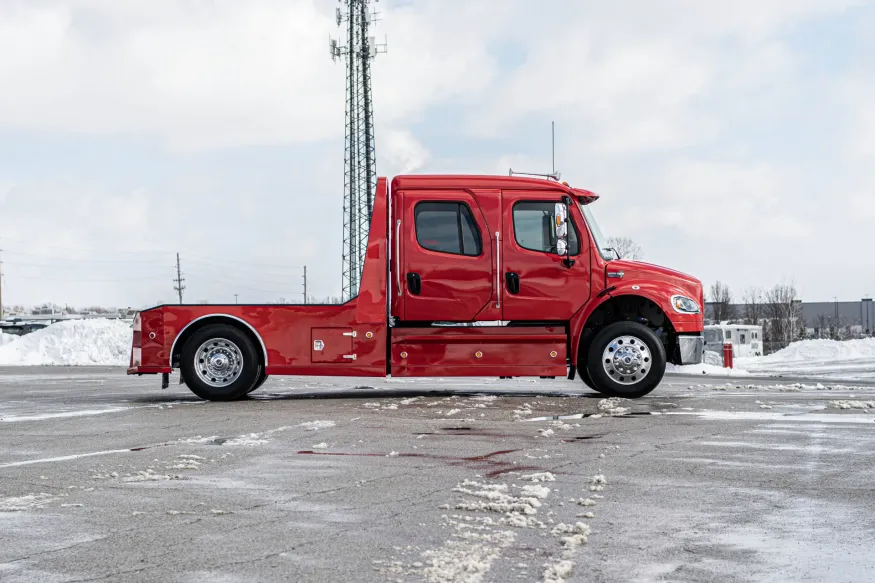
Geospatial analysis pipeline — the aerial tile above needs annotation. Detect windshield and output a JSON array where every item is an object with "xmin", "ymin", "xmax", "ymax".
[
  {"xmin": 704, "ymin": 329, "xmax": 723, "ymax": 344},
  {"xmin": 578, "ymin": 203, "xmax": 613, "ymax": 260}
]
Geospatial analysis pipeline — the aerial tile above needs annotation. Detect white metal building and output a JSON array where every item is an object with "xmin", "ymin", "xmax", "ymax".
[{"xmin": 704, "ymin": 324, "xmax": 765, "ymax": 358}]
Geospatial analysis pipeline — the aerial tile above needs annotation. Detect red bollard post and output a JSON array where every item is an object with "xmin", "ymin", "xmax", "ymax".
[{"xmin": 722, "ymin": 342, "xmax": 734, "ymax": 369}]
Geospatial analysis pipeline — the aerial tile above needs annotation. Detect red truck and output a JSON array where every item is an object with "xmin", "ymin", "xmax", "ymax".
[{"xmin": 128, "ymin": 174, "xmax": 704, "ymax": 401}]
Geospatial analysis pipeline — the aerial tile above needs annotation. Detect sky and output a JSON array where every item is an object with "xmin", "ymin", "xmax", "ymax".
[{"xmin": 0, "ymin": 0, "xmax": 873, "ymax": 309}]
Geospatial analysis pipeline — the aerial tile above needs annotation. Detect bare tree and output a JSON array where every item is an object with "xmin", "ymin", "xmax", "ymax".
[
  {"xmin": 605, "ymin": 237, "xmax": 644, "ymax": 260},
  {"xmin": 741, "ymin": 286, "xmax": 764, "ymax": 326},
  {"xmin": 815, "ymin": 313, "xmax": 828, "ymax": 338},
  {"xmin": 763, "ymin": 282, "xmax": 802, "ymax": 343},
  {"xmin": 708, "ymin": 281, "xmax": 735, "ymax": 322},
  {"xmin": 312, "ymin": 295, "xmax": 345, "ymax": 304}
]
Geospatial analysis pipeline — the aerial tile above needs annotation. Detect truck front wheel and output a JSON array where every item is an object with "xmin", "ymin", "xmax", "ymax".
[
  {"xmin": 180, "ymin": 324, "xmax": 260, "ymax": 401},
  {"xmin": 586, "ymin": 322, "xmax": 665, "ymax": 399}
]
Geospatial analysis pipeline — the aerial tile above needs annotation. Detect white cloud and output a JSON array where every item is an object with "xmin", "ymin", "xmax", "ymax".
[
  {"xmin": 0, "ymin": 0, "xmax": 343, "ymax": 151},
  {"xmin": 0, "ymin": 0, "xmax": 873, "ymax": 305},
  {"xmin": 382, "ymin": 129, "xmax": 429, "ymax": 175}
]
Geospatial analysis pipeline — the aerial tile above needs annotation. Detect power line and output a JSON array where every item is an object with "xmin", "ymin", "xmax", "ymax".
[
  {"xmin": 185, "ymin": 269, "xmax": 298, "ymax": 288},
  {"xmin": 174, "ymin": 253, "xmax": 186, "ymax": 304},
  {"xmin": 12, "ymin": 274, "xmax": 169, "ymax": 283}
]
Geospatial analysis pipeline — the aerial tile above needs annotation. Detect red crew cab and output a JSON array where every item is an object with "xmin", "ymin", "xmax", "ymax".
[{"xmin": 128, "ymin": 174, "xmax": 704, "ymax": 401}]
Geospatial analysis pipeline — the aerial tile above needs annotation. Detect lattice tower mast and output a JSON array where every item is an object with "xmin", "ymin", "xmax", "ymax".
[{"xmin": 331, "ymin": 0, "xmax": 386, "ymax": 300}]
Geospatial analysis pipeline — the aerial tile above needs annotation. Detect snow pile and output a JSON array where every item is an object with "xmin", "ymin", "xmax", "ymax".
[
  {"xmin": 703, "ymin": 350, "xmax": 725, "ymax": 367},
  {"xmin": 453, "ymin": 480, "xmax": 543, "ymax": 516},
  {"xmin": 597, "ymin": 398, "xmax": 630, "ymax": 416},
  {"xmin": 738, "ymin": 337, "xmax": 875, "ymax": 380},
  {"xmin": 1, "ymin": 332, "xmax": 17, "ymax": 346},
  {"xmin": 754, "ymin": 337, "xmax": 875, "ymax": 364},
  {"xmin": 0, "ymin": 319, "xmax": 132, "ymax": 366}
]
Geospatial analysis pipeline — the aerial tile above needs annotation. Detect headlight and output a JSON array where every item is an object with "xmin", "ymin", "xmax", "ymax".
[{"xmin": 671, "ymin": 295, "xmax": 700, "ymax": 314}]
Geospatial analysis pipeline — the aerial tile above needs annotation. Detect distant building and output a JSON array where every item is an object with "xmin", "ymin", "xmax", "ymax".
[{"xmin": 706, "ymin": 299, "xmax": 874, "ymax": 337}]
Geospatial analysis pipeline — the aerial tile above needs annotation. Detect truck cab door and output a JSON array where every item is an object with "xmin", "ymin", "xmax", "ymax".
[
  {"xmin": 501, "ymin": 192, "xmax": 591, "ymax": 321},
  {"xmin": 394, "ymin": 189, "xmax": 496, "ymax": 322}
]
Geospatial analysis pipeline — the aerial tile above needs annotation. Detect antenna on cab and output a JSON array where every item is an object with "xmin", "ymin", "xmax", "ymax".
[{"xmin": 508, "ymin": 121, "xmax": 561, "ymax": 181}]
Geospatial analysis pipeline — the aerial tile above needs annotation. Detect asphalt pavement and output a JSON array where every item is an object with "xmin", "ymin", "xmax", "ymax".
[{"xmin": 1, "ymin": 367, "xmax": 874, "ymax": 583}]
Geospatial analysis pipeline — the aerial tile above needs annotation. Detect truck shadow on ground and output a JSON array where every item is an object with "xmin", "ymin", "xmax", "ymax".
[
  {"xmin": 128, "ymin": 386, "xmax": 606, "ymax": 404},
  {"xmin": 249, "ymin": 386, "xmax": 605, "ymax": 401}
]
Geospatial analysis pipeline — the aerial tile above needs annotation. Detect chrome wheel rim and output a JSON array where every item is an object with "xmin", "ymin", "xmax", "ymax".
[
  {"xmin": 602, "ymin": 335, "xmax": 651, "ymax": 386},
  {"xmin": 194, "ymin": 338, "xmax": 244, "ymax": 388}
]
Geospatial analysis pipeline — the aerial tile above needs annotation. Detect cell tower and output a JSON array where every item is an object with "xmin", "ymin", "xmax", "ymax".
[{"xmin": 331, "ymin": 0, "xmax": 386, "ymax": 301}]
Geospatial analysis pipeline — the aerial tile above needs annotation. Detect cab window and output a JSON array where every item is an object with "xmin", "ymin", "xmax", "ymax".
[
  {"xmin": 414, "ymin": 202, "xmax": 482, "ymax": 256},
  {"xmin": 512, "ymin": 201, "xmax": 580, "ymax": 255}
]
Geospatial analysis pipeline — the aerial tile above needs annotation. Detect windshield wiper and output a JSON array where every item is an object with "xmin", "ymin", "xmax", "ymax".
[{"xmin": 604, "ymin": 247, "xmax": 621, "ymax": 260}]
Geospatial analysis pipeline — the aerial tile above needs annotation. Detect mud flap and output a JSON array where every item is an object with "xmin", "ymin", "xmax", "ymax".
[{"xmin": 161, "ymin": 373, "xmax": 169, "ymax": 389}]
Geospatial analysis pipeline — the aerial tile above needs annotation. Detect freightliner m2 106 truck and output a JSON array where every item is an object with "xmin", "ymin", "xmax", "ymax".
[{"xmin": 128, "ymin": 175, "xmax": 704, "ymax": 400}]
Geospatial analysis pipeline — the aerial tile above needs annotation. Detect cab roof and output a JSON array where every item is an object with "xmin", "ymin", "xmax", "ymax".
[{"xmin": 390, "ymin": 174, "xmax": 599, "ymax": 203}]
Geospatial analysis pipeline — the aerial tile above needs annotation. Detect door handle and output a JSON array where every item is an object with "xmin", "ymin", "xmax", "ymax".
[
  {"xmin": 505, "ymin": 272, "xmax": 520, "ymax": 295},
  {"xmin": 406, "ymin": 272, "xmax": 421, "ymax": 295}
]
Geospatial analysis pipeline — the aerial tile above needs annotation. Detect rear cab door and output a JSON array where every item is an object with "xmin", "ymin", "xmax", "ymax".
[{"xmin": 393, "ymin": 189, "xmax": 497, "ymax": 322}]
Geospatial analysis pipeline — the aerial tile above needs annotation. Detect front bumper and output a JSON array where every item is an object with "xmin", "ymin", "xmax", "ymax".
[{"xmin": 677, "ymin": 333, "xmax": 704, "ymax": 365}]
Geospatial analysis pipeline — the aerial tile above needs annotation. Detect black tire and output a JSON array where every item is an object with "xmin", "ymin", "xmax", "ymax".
[
  {"xmin": 180, "ymin": 324, "xmax": 260, "ymax": 401},
  {"xmin": 586, "ymin": 321, "xmax": 665, "ymax": 399},
  {"xmin": 247, "ymin": 367, "xmax": 269, "ymax": 394},
  {"xmin": 577, "ymin": 330, "xmax": 599, "ymax": 393},
  {"xmin": 578, "ymin": 364, "xmax": 598, "ymax": 392}
]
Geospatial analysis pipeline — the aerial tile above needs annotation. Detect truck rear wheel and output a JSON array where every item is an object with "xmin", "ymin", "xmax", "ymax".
[
  {"xmin": 586, "ymin": 321, "xmax": 665, "ymax": 399},
  {"xmin": 180, "ymin": 324, "xmax": 260, "ymax": 401}
]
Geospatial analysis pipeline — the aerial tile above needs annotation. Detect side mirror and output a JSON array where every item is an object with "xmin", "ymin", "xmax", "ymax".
[
  {"xmin": 553, "ymin": 202, "xmax": 574, "ymax": 268},
  {"xmin": 554, "ymin": 202, "xmax": 568, "ymax": 256}
]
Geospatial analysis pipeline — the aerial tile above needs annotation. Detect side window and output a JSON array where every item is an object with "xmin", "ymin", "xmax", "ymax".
[
  {"xmin": 512, "ymin": 201, "xmax": 580, "ymax": 255},
  {"xmin": 414, "ymin": 202, "xmax": 482, "ymax": 256},
  {"xmin": 740, "ymin": 333, "xmax": 747, "ymax": 344}
]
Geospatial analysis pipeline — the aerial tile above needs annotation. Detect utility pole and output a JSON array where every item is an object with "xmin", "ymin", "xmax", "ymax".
[
  {"xmin": 173, "ymin": 253, "xmax": 186, "ymax": 304},
  {"xmin": 552, "ymin": 121, "xmax": 555, "ymax": 175},
  {"xmin": 234, "ymin": 294, "xmax": 239, "ymax": 304},
  {"xmin": 303, "ymin": 266, "xmax": 308, "ymax": 304}
]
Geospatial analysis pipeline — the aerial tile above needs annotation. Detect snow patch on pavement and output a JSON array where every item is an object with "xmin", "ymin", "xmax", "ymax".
[
  {"xmin": 223, "ymin": 433, "xmax": 271, "ymax": 446},
  {"xmin": 399, "ymin": 467, "xmax": 605, "ymax": 583},
  {"xmin": 299, "ymin": 420, "xmax": 336, "ymax": 431},
  {"xmin": 668, "ymin": 363, "xmax": 750, "ymax": 376},
  {"xmin": 668, "ymin": 411, "xmax": 875, "ymax": 424},
  {"xmin": 1, "ymin": 406, "xmax": 132, "ymax": 423},
  {"xmin": 521, "ymin": 472, "xmax": 556, "ymax": 482},
  {"xmin": 829, "ymin": 400, "xmax": 875, "ymax": 410},
  {"xmin": 0, "ymin": 493, "xmax": 56, "ymax": 512},
  {"xmin": 421, "ymin": 528, "xmax": 516, "ymax": 583}
]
